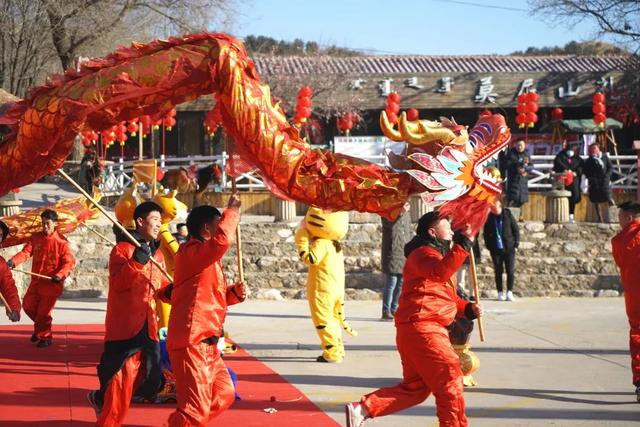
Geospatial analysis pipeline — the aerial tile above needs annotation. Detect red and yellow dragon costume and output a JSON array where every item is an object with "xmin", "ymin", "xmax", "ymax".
[{"xmin": 0, "ymin": 33, "xmax": 510, "ymax": 236}]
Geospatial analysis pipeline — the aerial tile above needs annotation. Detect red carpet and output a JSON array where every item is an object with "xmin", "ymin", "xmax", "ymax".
[{"xmin": 0, "ymin": 324, "xmax": 338, "ymax": 426}]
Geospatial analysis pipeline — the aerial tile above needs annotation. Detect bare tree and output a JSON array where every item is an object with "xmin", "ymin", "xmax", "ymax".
[
  {"xmin": 529, "ymin": 1, "xmax": 640, "ymax": 49},
  {"xmin": 0, "ymin": 1, "xmax": 58, "ymax": 97},
  {"xmin": 0, "ymin": 0, "xmax": 243, "ymax": 97}
]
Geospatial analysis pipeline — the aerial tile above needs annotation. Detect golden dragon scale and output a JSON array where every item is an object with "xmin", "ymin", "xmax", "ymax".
[{"xmin": 0, "ymin": 33, "xmax": 414, "ymax": 219}]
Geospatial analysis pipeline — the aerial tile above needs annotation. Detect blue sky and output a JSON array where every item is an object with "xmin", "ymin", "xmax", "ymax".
[{"xmin": 233, "ymin": 0, "xmax": 605, "ymax": 55}]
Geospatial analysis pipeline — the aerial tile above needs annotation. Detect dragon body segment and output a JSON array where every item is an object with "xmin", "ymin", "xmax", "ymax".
[{"xmin": 0, "ymin": 32, "xmax": 510, "ymax": 225}]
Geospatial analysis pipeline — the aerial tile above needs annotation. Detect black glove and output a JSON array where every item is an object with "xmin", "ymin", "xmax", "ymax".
[
  {"xmin": 133, "ymin": 243, "xmax": 152, "ymax": 265},
  {"xmin": 7, "ymin": 310, "xmax": 20, "ymax": 322},
  {"xmin": 6, "ymin": 260, "xmax": 14, "ymax": 269},
  {"xmin": 51, "ymin": 275, "xmax": 62, "ymax": 283},
  {"xmin": 464, "ymin": 303, "xmax": 479, "ymax": 320},
  {"xmin": 452, "ymin": 232, "xmax": 473, "ymax": 252}
]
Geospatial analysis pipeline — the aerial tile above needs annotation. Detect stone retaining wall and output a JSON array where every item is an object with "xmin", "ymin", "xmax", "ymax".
[{"xmin": 0, "ymin": 220, "xmax": 622, "ymax": 300}]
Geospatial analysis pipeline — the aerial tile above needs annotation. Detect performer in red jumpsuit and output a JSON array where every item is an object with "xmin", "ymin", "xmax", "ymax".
[
  {"xmin": 346, "ymin": 211, "xmax": 482, "ymax": 427},
  {"xmin": 8, "ymin": 209, "xmax": 74, "ymax": 347},
  {"xmin": 167, "ymin": 194, "xmax": 244, "ymax": 426},
  {"xmin": 0, "ymin": 220, "xmax": 20, "ymax": 322},
  {"xmin": 611, "ymin": 201, "xmax": 640, "ymax": 402},
  {"xmin": 87, "ymin": 201, "xmax": 171, "ymax": 426}
]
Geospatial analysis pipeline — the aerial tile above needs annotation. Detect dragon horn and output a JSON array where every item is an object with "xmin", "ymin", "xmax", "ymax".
[
  {"xmin": 399, "ymin": 112, "xmax": 457, "ymax": 146},
  {"xmin": 379, "ymin": 110, "xmax": 404, "ymax": 142}
]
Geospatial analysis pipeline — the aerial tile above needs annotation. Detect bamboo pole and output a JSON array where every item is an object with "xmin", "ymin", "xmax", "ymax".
[
  {"xmin": 84, "ymin": 223, "xmax": 116, "ymax": 246},
  {"xmin": 231, "ymin": 178, "xmax": 244, "ymax": 283},
  {"xmin": 0, "ymin": 289, "xmax": 10, "ymax": 309},
  {"xmin": 468, "ymin": 253, "xmax": 486, "ymax": 342},
  {"xmin": 13, "ymin": 267, "xmax": 52, "ymax": 281},
  {"xmin": 57, "ymin": 169, "xmax": 173, "ymax": 284}
]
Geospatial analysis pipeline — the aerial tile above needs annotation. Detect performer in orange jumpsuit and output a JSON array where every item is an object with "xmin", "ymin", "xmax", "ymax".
[
  {"xmin": 346, "ymin": 211, "xmax": 482, "ymax": 427},
  {"xmin": 611, "ymin": 201, "xmax": 640, "ymax": 402},
  {"xmin": 167, "ymin": 194, "xmax": 244, "ymax": 426},
  {"xmin": 0, "ymin": 220, "xmax": 21, "ymax": 322},
  {"xmin": 8, "ymin": 209, "xmax": 74, "ymax": 347},
  {"xmin": 87, "ymin": 202, "xmax": 171, "ymax": 426}
]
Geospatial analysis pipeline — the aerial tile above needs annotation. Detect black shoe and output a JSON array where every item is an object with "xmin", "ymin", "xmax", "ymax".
[
  {"xmin": 316, "ymin": 355, "xmax": 342, "ymax": 363},
  {"xmin": 636, "ymin": 386, "xmax": 640, "ymax": 403},
  {"xmin": 381, "ymin": 312, "xmax": 393, "ymax": 321},
  {"xmin": 36, "ymin": 339, "xmax": 52, "ymax": 348},
  {"xmin": 30, "ymin": 334, "xmax": 38, "ymax": 343}
]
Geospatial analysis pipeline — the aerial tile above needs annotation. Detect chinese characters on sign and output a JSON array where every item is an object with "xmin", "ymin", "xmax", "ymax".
[
  {"xmin": 557, "ymin": 80, "xmax": 581, "ymax": 98},
  {"xmin": 378, "ymin": 79, "xmax": 393, "ymax": 96},
  {"xmin": 436, "ymin": 77, "xmax": 454, "ymax": 93},
  {"xmin": 474, "ymin": 77, "xmax": 498, "ymax": 103},
  {"xmin": 517, "ymin": 79, "xmax": 534, "ymax": 96},
  {"xmin": 348, "ymin": 75, "xmax": 613, "ymax": 102}
]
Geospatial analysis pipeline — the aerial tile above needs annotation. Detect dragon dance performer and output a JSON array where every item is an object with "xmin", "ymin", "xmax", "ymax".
[
  {"xmin": 166, "ymin": 194, "xmax": 245, "ymax": 426},
  {"xmin": 0, "ymin": 220, "xmax": 20, "ymax": 322},
  {"xmin": 346, "ymin": 211, "xmax": 482, "ymax": 427},
  {"xmin": 87, "ymin": 201, "xmax": 171, "ymax": 426},
  {"xmin": 611, "ymin": 201, "xmax": 640, "ymax": 402},
  {"xmin": 8, "ymin": 209, "xmax": 75, "ymax": 347}
]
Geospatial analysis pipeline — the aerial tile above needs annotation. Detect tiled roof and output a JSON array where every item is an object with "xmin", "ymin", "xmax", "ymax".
[{"xmin": 253, "ymin": 55, "xmax": 634, "ymax": 75}]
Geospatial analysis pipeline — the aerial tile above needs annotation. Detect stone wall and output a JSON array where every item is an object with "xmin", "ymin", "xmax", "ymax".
[{"xmin": 0, "ymin": 219, "xmax": 622, "ymax": 300}]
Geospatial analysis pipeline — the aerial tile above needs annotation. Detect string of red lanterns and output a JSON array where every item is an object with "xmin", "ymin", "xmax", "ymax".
[
  {"xmin": 515, "ymin": 91, "xmax": 539, "ymax": 128},
  {"xmin": 592, "ymin": 92, "xmax": 606, "ymax": 127},
  {"xmin": 385, "ymin": 92, "xmax": 401, "ymax": 124},
  {"xmin": 294, "ymin": 86, "xmax": 313, "ymax": 125}
]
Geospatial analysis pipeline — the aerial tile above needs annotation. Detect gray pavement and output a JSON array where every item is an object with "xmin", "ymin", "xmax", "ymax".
[{"xmin": 2, "ymin": 297, "xmax": 638, "ymax": 426}]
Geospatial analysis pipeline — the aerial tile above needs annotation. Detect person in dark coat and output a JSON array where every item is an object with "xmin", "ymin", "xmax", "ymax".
[
  {"xmin": 553, "ymin": 141, "xmax": 584, "ymax": 223},
  {"xmin": 499, "ymin": 140, "xmax": 531, "ymax": 209},
  {"xmin": 583, "ymin": 143, "xmax": 614, "ymax": 222},
  {"xmin": 380, "ymin": 202, "xmax": 412, "ymax": 320},
  {"xmin": 483, "ymin": 200, "xmax": 520, "ymax": 301}
]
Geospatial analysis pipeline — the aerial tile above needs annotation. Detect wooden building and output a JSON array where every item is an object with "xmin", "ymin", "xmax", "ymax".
[{"xmin": 155, "ymin": 54, "xmax": 638, "ymax": 157}]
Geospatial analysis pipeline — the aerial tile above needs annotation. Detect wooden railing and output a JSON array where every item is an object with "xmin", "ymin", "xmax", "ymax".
[{"xmin": 95, "ymin": 153, "xmax": 638, "ymax": 198}]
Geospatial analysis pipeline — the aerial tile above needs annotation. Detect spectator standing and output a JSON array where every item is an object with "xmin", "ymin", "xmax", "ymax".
[
  {"xmin": 380, "ymin": 202, "xmax": 412, "ymax": 320},
  {"xmin": 583, "ymin": 143, "xmax": 613, "ymax": 222},
  {"xmin": 500, "ymin": 140, "xmax": 531, "ymax": 211},
  {"xmin": 553, "ymin": 141, "xmax": 584, "ymax": 223},
  {"xmin": 173, "ymin": 223, "xmax": 188, "ymax": 245},
  {"xmin": 483, "ymin": 200, "xmax": 519, "ymax": 301}
]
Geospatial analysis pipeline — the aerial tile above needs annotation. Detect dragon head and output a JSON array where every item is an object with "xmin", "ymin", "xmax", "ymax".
[{"xmin": 404, "ymin": 112, "xmax": 511, "ymax": 232}]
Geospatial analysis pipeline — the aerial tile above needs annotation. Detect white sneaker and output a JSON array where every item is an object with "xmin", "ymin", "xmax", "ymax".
[
  {"xmin": 506, "ymin": 291, "xmax": 516, "ymax": 301},
  {"xmin": 345, "ymin": 402, "xmax": 367, "ymax": 427},
  {"xmin": 569, "ymin": 214, "xmax": 575, "ymax": 224},
  {"xmin": 497, "ymin": 291, "xmax": 506, "ymax": 301}
]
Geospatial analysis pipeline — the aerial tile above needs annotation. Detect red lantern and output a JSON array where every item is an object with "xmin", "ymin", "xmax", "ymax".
[
  {"xmin": 385, "ymin": 103, "xmax": 400, "ymax": 115},
  {"xmin": 299, "ymin": 86, "xmax": 313, "ymax": 98},
  {"xmin": 516, "ymin": 104, "xmax": 528, "ymax": 114},
  {"xmin": 386, "ymin": 112, "xmax": 398, "ymax": 124},
  {"xmin": 551, "ymin": 108, "xmax": 564, "ymax": 121},
  {"xmin": 127, "ymin": 122, "xmax": 138, "ymax": 136},
  {"xmin": 525, "ymin": 112, "xmax": 537, "ymax": 125},
  {"xmin": 594, "ymin": 113, "xmax": 606, "ymax": 124},
  {"xmin": 516, "ymin": 113, "xmax": 526, "ymax": 125},
  {"xmin": 525, "ymin": 92, "xmax": 539, "ymax": 103},
  {"xmin": 517, "ymin": 94, "xmax": 527, "ymax": 104},
  {"xmin": 592, "ymin": 92, "xmax": 605, "ymax": 103},
  {"xmin": 387, "ymin": 93, "xmax": 400, "ymax": 103},
  {"xmin": 298, "ymin": 97, "xmax": 312, "ymax": 108},
  {"xmin": 592, "ymin": 103, "xmax": 606, "ymax": 114},
  {"xmin": 527, "ymin": 102, "xmax": 539, "ymax": 113},
  {"xmin": 406, "ymin": 108, "xmax": 419, "ymax": 121}
]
